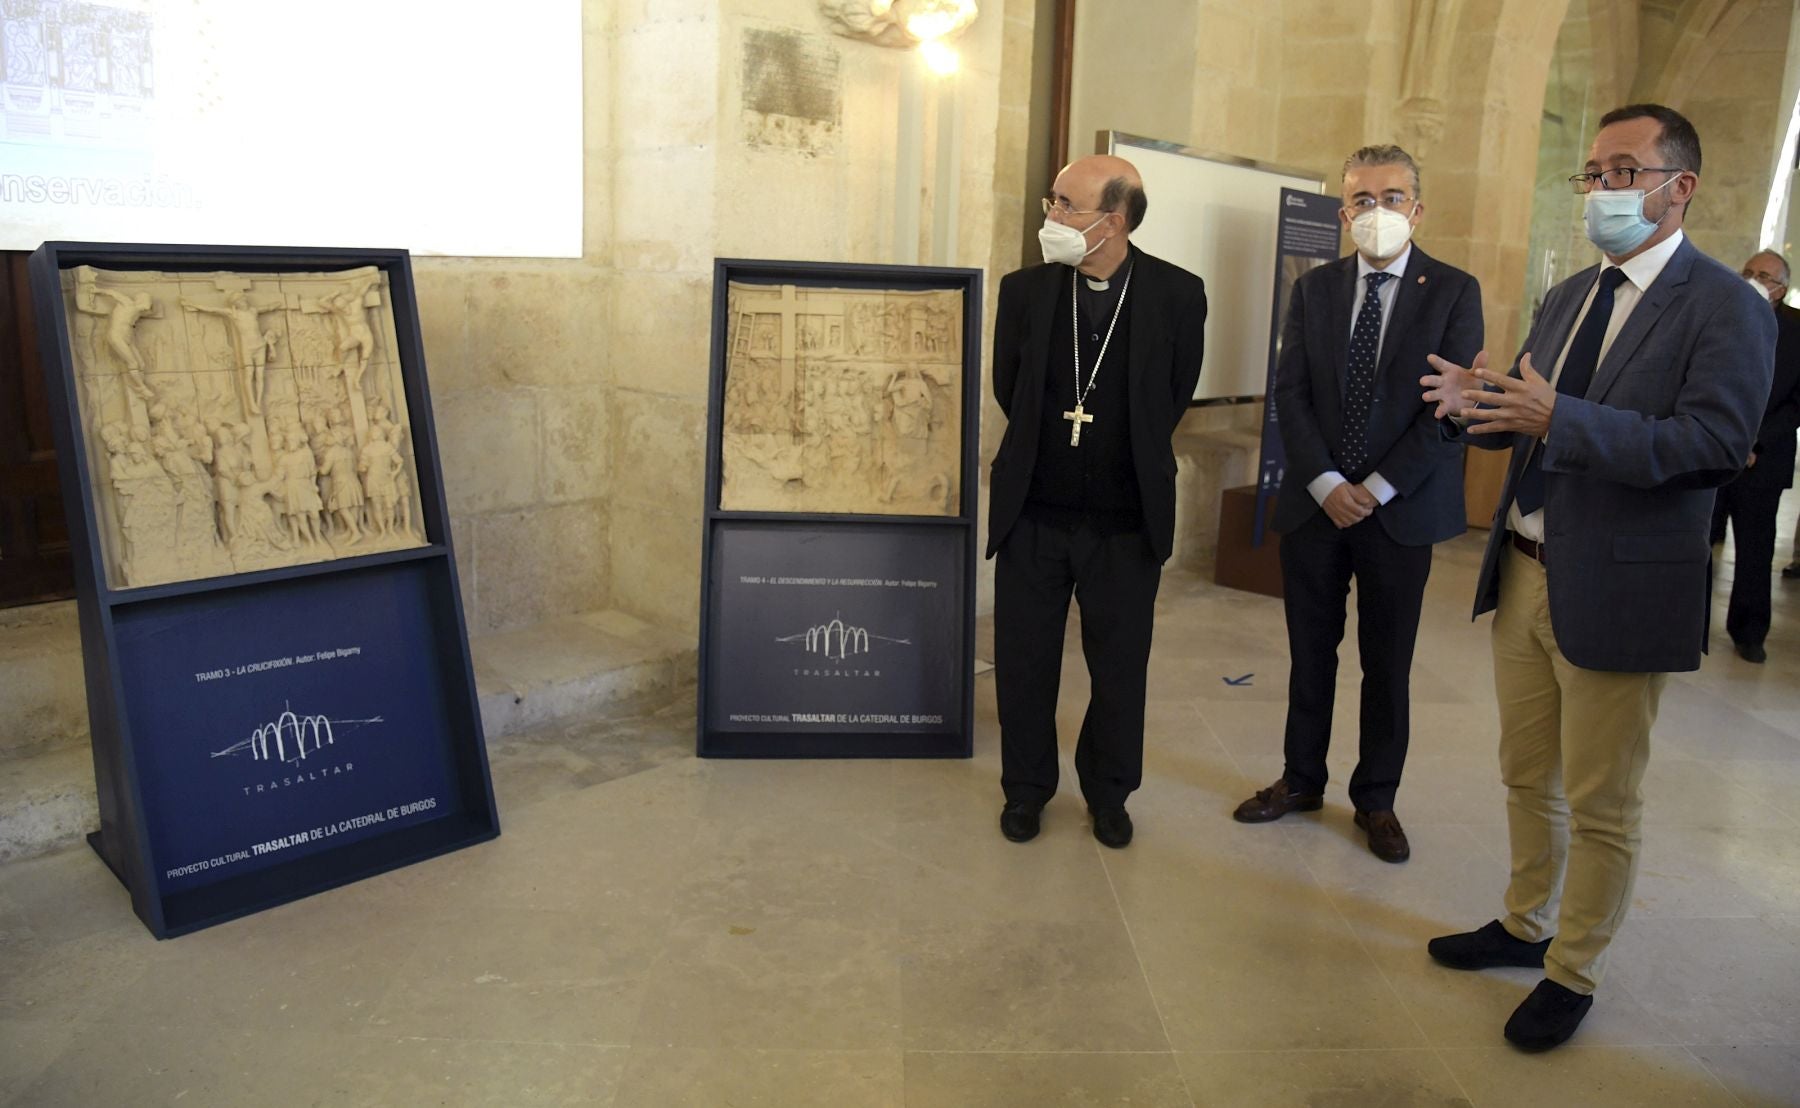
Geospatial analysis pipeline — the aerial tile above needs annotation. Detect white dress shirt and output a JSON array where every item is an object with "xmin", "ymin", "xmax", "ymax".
[
  {"xmin": 1308, "ymin": 244, "xmax": 1412, "ymax": 509},
  {"xmin": 1509, "ymin": 229, "xmax": 1685, "ymax": 542}
]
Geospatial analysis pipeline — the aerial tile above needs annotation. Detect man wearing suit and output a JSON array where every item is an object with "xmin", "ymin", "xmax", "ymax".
[
  {"xmin": 1709, "ymin": 250, "xmax": 1800, "ymax": 663},
  {"xmin": 1419, "ymin": 105, "xmax": 1775, "ymax": 1051},
  {"xmin": 1232, "ymin": 145, "xmax": 1482, "ymax": 864},
  {"xmin": 989, "ymin": 154, "xmax": 1207, "ymax": 848}
]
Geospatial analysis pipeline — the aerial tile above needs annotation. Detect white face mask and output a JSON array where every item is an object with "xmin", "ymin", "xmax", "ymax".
[
  {"xmin": 1038, "ymin": 213, "xmax": 1110, "ymax": 267},
  {"xmin": 1747, "ymin": 276, "xmax": 1777, "ymax": 302},
  {"xmin": 1349, "ymin": 205, "xmax": 1415, "ymax": 261}
]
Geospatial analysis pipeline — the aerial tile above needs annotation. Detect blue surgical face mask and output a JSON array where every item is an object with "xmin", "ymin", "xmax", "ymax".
[{"xmin": 1583, "ymin": 175, "xmax": 1678, "ymax": 256}]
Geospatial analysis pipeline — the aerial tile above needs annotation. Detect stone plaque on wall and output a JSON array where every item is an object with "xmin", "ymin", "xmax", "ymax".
[
  {"xmin": 719, "ymin": 281, "xmax": 962, "ymax": 516},
  {"xmin": 57, "ymin": 265, "xmax": 427, "ymax": 589},
  {"xmin": 741, "ymin": 27, "xmax": 841, "ymax": 155}
]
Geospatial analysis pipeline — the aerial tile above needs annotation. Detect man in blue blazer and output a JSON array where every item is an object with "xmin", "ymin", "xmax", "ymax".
[
  {"xmin": 1233, "ymin": 145, "xmax": 1482, "ymax": 867},
  {"xmin": 1419, "ymin": 104, "xmax": 1776, "ymax": 1052}
]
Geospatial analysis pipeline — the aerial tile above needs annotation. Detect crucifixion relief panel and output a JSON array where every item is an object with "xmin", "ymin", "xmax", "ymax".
[{"xmin": 58, "ymin": 265, "xmax": 427, "ymax": 590}]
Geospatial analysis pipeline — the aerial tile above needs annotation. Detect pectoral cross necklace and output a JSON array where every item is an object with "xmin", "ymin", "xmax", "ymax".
[{"xmin": 1066, "ymin": 265, "xmax": 1133, "ymax": 446}]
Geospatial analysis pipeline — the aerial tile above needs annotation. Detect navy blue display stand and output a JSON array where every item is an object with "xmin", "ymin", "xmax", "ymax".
[
  {"xmin": 698, "ymin": 259, "xmax": 980, "ymax": 759},
  {"xmin": 29, "ymin": 243, "xmax": 498, "ymax": 937}
]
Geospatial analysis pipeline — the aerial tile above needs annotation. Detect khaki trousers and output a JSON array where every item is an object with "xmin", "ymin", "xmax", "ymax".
[{"xmin": 1491, "ymin": 545, "xmax": 1665, "ymax": 994}]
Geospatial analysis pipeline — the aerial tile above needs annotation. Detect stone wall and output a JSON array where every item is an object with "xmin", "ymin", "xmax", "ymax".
[
  {"xmin": 1677, "ymin": 0, "xmax": 1796, "ymax": 266},
  {"xmin": 405, "ymin": 1, "xmax": 1029, "ymax": 637},
  {"xmin": 400, "ymin": 0, "xmax": 1794, "ymax": 641}
]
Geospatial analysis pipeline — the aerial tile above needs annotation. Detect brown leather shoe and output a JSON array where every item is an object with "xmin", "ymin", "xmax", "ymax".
[
  {"xmin": 1355, "ymin": 809, "xmax": 1410, "ymax": 863},
  {"xmin": 1233, "ymin": 777, "xmax": 1324, "ymax": 823}
]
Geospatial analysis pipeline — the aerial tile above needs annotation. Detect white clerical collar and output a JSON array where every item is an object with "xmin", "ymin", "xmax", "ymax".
[{"xmin": 1084, "ymin": 276, "xmax": 1110, "ymax": 291}]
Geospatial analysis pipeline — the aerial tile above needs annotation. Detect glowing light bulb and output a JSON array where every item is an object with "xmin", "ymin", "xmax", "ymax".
[{"xmin": 920, "ymin": 39, "xmax": 960, "ymax": 75}]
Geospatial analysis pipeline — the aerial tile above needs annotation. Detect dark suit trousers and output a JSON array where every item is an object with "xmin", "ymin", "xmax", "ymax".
[
  {"xmin": 1279, "ymin": 509, "xmax": 1432, "ymax": 812},
  {"xmin": 1713, "ymin": 482, "xmax": 1785, "ymax": 647},
  {"xmin": 994, "ymin": 515, "xmax": 1161, "ymax": 809}
]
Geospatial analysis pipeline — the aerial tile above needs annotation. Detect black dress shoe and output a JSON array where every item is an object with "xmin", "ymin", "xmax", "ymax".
[
  {"xmin": 1233, "ymin": 777, "xmax": 1324, "ymax": 823},
  {"xmin": 1428, "ymin": 919, "xmax": 1552, "ymax": 970},
  {"xmin": 1503, "ymin": 979, "xmax": 1593, "ymax": 1051},
  {"xmin": 1000, "ymin": 801, "xmax": 1042, "ymax": 843},
  {"xmin": 1783, "ymin": 563, "xmax": 1800, "ymax": 579},
  {"xmin": 1090, "ymin": 805, "xmax": 1133, "ymax": 848},
  {"xmin": 1354, "ymin": 809, "xmax": 1411, "ymax": 863},
  {"xmin": 1736, "ymin": 640, "xmax": 1768, "ymax": 664}
]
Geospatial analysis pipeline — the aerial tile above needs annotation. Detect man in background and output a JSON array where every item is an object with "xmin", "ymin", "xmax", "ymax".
[{"xmin": 1712, "ymin": 249, "xmax": 1800, "ymax": 662}]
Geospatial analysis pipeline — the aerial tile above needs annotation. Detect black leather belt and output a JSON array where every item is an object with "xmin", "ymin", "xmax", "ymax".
[{"xmin": 1510, "ymin": 532, "xmax": 1547, "ymax": 564}]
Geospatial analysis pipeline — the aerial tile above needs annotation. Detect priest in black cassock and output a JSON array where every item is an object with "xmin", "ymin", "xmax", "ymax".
[{"xmin": 987, "ymin": 154, "xmax": 1207, "ymax": 848}]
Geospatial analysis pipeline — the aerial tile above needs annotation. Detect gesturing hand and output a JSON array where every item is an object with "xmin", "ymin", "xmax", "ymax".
[
  {"xmin": 1322, "ymin": 482, "xmax": 1377, "ymax": 529},
  {"xmin": 1461, "ymin": 353, "xmax": 1557, "ymax": 438},
  {"xmin": 1421, "ymin": 350, "xmax": 1488, "ymax": 419}
]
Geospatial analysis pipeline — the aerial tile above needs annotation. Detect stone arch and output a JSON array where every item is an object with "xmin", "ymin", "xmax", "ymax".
[{"xmin": 1431, "ymin": 0, "xmax": 1573, "ymax": 357}]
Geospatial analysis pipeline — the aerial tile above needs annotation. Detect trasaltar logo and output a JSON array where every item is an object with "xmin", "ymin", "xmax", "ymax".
[
  {"xmin": 776, "ymin": 612, "xmax": 912, "ymax": 661},
  {"xmin": 211, "ymin": 703, "xmax": 383, "ymax": 765},
  {"xmin": 1286, "ymin": 195, "xmax": 1307, "ymax": 206}
]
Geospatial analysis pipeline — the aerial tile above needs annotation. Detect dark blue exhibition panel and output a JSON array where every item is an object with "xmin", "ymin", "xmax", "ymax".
[
  {"xmin": 29, "ymin": 242, "xmax": 497, "ymax": 937},
  {"xmin": 115, "ymin": 562, "xmax": 471, "ymax": 898},
  {"xmin": 704, "ymin": 522, "xmax": 965, "ymax": 756}
]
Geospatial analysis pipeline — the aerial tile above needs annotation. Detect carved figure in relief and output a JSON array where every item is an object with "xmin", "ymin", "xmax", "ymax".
[
  {"xmin": 358, "ymin": 426, "xmax": 401, "ymax": 538},
  {"xmin": 317, "ymin": 275, "xmax": 381, "ymax": 389},
  {"xmin": 320, "ymin": 427, "xmax": 364, "ymax": 543},
  {"xmin": 234, "ymin": 469, "xmax": 292, "ymax": 556},
  {"xmin": 825, "ymin": 375, "xmax": 872, "ymax": 477},
  {"xmin": 210, "ymin": 423, "xmax": 247, "ymax": 542},
  {"xmin": 181, "ymin": 290, "xmax": 286, "ymax": 415},
  {"xmin": 115, "ymin": 428, "xmax": 176, "ymax": 583},
  {"xmin": 389, "ymin": 437, "xmax": 416, "ymax": 538},
  {"xmin": 276, "ymin": 428, "xmax": 327, "ymax": 547},
  {"xmin": 306, "ymin": 415, "xmax": 335, "ymax": 520},
  {"xmin": 76, "ymin": 284, "xmax": 158, "ymax": 399}
]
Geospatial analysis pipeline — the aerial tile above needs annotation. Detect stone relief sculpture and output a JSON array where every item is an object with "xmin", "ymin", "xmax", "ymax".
[
  {"xmin": 719, "ymin": 282, "xmax": 961, "ymax": 515},
  {"xmin": 59, "ymin": 265, "xmax": 427, "ymax": 590}
]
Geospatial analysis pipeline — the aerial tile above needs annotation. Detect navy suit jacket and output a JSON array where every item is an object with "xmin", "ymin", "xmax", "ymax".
[
  {"xmin": 987, "ymin": 246, "xmax": 1207, "ymax": 562},
  {"xmin": 1728, "ymin": 301, "xmax": 1800, "ymax": 491},
  {"xmin": 1271, "ymin": 245, "xmax": 1483, "ymax": 545},
  {"xmin": 1463, "ymin": 235, "xmax": 1776, "ymax": 673}
]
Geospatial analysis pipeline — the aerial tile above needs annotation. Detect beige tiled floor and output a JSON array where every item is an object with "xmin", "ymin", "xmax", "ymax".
[{"xmin": 3, "ymin": 515, "xmax": 1799, "ymax": 1106}]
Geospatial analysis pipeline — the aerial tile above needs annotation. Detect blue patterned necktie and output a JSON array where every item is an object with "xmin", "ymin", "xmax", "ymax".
[
  {"xmin": 1341, "ymin": 270, "xmax": 1394, "ymax": 476},
  {"xmin": 1512, "ymin": 265, "xmax": 1630, "ymax": 516}
]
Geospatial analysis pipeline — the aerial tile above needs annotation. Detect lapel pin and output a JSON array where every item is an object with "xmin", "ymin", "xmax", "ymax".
[{"xmin": 1417, "ymin": 275, "xmax": 1427, "ymax": 284}]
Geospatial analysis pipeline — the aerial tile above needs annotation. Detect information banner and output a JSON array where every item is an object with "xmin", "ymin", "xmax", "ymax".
[
  {"xmin": 705, "ymin": 522, "xmax": 962, "ymax": 741},
  {"xmin": 115, "ymin": 563, "xmax": 463, "ymax": 894},
  {"xmin": 1254, "ymin": 188, "xmax": 1344, "ymax": 545}
]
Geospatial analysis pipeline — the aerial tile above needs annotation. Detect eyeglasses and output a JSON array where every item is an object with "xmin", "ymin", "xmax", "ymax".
[
  {"xmin": 1568, "ymin": 166, "xmax": 1681, "ymax": 193},
  {"xmin": 1344, "ymin": 194, "xmax": 1416, "ymax": 213},
  {"xmin": 1041, "ymin": 196, "xmax": 1107, "ymax": 218}
]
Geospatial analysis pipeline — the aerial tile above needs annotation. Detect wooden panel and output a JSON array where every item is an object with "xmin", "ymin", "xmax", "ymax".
[
  {"xmin": 1213, "ymin": 484, "xmax": 1284, "ymax": 599},
  {"xmin": 0, "ymin": 249, "xmax": 76, "ymax": 607}
]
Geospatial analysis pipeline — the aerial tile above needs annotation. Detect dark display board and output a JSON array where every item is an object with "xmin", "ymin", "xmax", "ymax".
[
  {"xmin": 1254, "ymin": 188, "xmax": 1345, "ymax": 545},
  {"xmin": 29, "ymin": 242, "xmax": 498, "ymax": 937},
  {"xmin": 698, "ymin": 260, "xmax": 980, "ymax": 758}
]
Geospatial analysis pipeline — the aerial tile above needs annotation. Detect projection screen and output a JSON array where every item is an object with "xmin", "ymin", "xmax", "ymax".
[{"xmin": 0, "ymin": 1, "xmax": 582, "ymax": 257}]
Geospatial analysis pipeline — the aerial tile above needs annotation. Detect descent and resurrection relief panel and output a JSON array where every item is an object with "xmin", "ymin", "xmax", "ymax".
[
  {"xmin": 720, "ymin": 282, "xmax": 962, "ymax": 516},
  {"xmin": 60, "ymin": 265, "xmax": 427, "ymax": 590}
]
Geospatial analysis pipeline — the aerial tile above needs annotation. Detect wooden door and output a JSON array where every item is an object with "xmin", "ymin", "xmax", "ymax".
[{"xmin": 0, "ymin": 250, "xmax": 76, "ymax": 607}]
